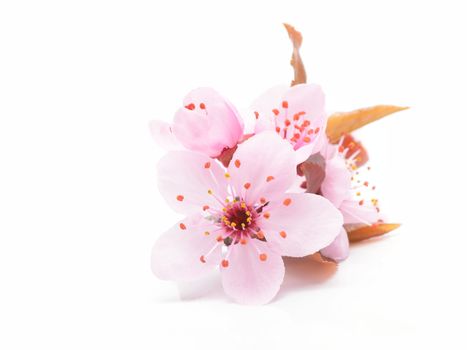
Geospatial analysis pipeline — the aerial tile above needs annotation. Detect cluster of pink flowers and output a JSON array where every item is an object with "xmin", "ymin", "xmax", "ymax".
[{"xmin": 149, "ymin": 84, "xmax": 384, "ymax": 304}]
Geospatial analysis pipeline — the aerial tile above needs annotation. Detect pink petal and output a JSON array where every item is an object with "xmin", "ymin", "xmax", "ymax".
[
  {"xmin": 283, "ymin": 84, "xmax": 325, "ymax": 123},
  {"xmin": 251, "ymin": 85, "xmax": 288, "ymax": 134},
  {"xmin": 294, "ymin": 143, "xmax": 316, "ymax": 165},
  {"xmin": 320, "ymin": 228, "xmax": 350, "ymax": 262},
  {"xmin": 148, "ymin": 120, "xmax": 182, "ymax": 150},
  {"xmin": 221, "ymin": 240, "xmax": 284, "ymax": 305},
  {"xmin": 151, "ymin": 214, "xmax": 222, "ymax": 282},
  {"xmin": 172, "ymin": 87, "xmax": 244, "ymax": 157},
  {"xmin": 340, "ymin": 199, "xmax": 381, "ymax": 225},
  {"xmin": 157, "ymin": 151, "xmax": 228, "ymax": 215},
  {"xmin": 227, "ymin": 131, "xmax": 297, "ymax": 204},
  {"xmin": 320, "ymin": 155, "xmax": 352, "ymax": 207},
  {"xmin": 260, "ymin": 193, "xmax": 343, "ymax": 257}
]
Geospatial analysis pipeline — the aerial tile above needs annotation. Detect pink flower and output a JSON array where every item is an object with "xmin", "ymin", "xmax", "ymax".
[
  {"xmin": 251, "ymin": 84, "xmax": 327, "ymax": 164},
  {"xmin": 151, "ymin": 132, "xmax": 343, "ymax": 304},
  {"xmin": 149, "ymin": 87, "xmax": 244, "ymax": 157},
  {"xmin": 319, "ymin": 136, "xmax": 382, "ymax": 262}
]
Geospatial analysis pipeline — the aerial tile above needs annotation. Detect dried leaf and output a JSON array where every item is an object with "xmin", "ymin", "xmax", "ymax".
[
  {"xmin": 326, "ymin": 105, "xmax": 409, "ymax": 143},
  {"xmin": 297, "ymin": 153, "xmax": 326, "ymax": 194},
  {"xmin": 346, "ymin": 223, "xmax": 401, "ymax": 243},
  {"xmin": 310, "ymin": 252, "xmax": 337, "ymax": 264},
  {"xmin": 284, "ymin": 23, "xmax": 307, "ymax": 86}
]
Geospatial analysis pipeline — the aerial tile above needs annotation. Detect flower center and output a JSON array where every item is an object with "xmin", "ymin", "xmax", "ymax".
[{"xmin": 222, "ymin": 201, "xmax": 256, "ymax": 231}]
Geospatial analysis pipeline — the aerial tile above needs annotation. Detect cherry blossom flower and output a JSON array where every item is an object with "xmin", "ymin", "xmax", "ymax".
[
  {"xmin": 151, "ymin": 132, "xmax": 343, "ymax": 304},
  {"xmin": 149, "ymin": 87, "xmax": 244, "ymax": 157},
  {"xmin": 251, "ymin": 84, "xmax": 327, "ymax": 164},
  {"xmin": 319, "ymin": 135, "xmax": 382, "ymax": 262}
]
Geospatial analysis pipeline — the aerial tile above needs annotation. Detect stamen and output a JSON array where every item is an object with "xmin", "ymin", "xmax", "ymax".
[
  {"xmin": 204, "ymin": 162, "xmax": 211, "ymax": 169},
  {"xmin": 179, "ymin": 223, "xmax": 186, "ymax": 230},
  {"xmin": 280, "ymin": 230, "xmax": 287, "ymax": 238},
  {"xmin": 266, "ymin": 176, "xmax": 275, "ymax": 182},
  {"xmin": 176, "ymin": 195, "xmax": 184, "ymax": 201},
  {"xmin": 283, "ymin": 198, "xmax": 292, "ymax": 206},
  {"xmin": 234, "ymin": 159, "xmax": 241, "ymax": 168},
  {"xmin": 259, "ymin": 253, "xmax": 268, "ymax": 261}
]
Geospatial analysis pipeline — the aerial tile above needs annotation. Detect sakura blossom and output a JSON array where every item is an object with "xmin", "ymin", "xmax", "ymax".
[
  {"xmin": 149, "ymin": 87, "xmax": 244, "ymax": 157},
  {"xmin": 151, "ymin": 132, "xmax": 343, "ymax": 304},
  {"xmin": 319, "ymin": 134, "xmax": 383, "ymax": 262}
]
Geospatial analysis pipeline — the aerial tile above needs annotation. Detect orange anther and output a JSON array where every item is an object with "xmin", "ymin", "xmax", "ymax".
[
  {"xmin": 179, "ymin": 223, "xmax": 186, "ymax": 230},
  {"xmin": 176, "ymin": 195, "xmax": 184, "ymax": 201},
  {"xmin": 280, "ymin": 231, "xmax": 287, "ymax": 238},
  {"xmin": 282, "ymin": 101, "xmax": 289, "ymax": 108},
  {"xmin": 244, "ymin": 182, "xmax": 251, "ymax": 190},
  {"xmin": 259, "ymin": 253, "xmax": 267, "ymax": 261},
  {"xmin": 221, "ymin": 259, "xmax": 229, "ymax": 268},
  {"xmin": 235, "ymin": 159, "xmax": 241, "ymax": 168},
  {"xmin": 283, "ymin": 198, "xmax": 292, "ymax": 206},
  {"xmin": 266, "ymin": 176, "xmax": 274, "ymax": 182},
  {"xmin": 272, "ymin": 108, "xmax": 280, "ymax": 116},
  {"xmin": 204, "ymin": 162, "xmax": 211, "ymax": 169}
]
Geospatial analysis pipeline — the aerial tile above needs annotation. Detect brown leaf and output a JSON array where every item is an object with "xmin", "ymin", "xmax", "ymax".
[
  {"xmin": 326, "ymin": 105, "xmax": 409, "ymax": 143},
  {"xmin": 284, "ymin": 23, "xmax": 307, "ymax": 86},
  {"xmin": 346, "ymin": 223, "xmax": 401, "ymax": 243},
  {"xmin": 310, "ymin": 252, "xmax": 337, "ymax": 264},
  {"xmin": 297, "ymin": 153, "xmax": 326, "ymax": 194}
]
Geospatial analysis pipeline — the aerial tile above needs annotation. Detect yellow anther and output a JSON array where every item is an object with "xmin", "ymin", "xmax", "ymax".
[
  {"xmin": 231, "ymin": 222, "xmax": 237, "ymax": 227},
  {"xmin": 207, "ymin": 189, "xmax": 213, "ymax": 195},
  {"xmin": 204, "ymin": 231, "xmax": 210, "ymax": 236},
  {"xmin": 224, "ymin": 173, "xmax": 231, "ymax": 179}
]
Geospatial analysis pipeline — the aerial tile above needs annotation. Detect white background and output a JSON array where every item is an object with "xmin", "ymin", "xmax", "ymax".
[{"xmin": 1, "ymin": 0, "xmax": 466, "ymax": 348}]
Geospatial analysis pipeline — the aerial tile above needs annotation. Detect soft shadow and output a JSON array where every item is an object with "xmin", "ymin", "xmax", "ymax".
[
  {"xmin": 276, "ymin": 256, "xmax": 338, "ymax": 299},
  {"xmin": 177, "ymin": 271, "xmax": 226, "ymax": 302}
]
